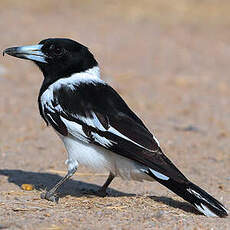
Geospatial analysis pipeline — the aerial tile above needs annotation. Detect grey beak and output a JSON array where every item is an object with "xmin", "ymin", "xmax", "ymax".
[{"xmin": 3, "ymin": 44, "xmax": 47, "ymax": 63}]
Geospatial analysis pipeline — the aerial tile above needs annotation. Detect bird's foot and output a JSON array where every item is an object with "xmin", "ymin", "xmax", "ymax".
[{"xmin": 40, "ymin": 191, "xmax": 59, "ymax": 203}]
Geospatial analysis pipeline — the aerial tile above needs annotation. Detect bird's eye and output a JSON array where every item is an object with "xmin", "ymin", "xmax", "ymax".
[{"xmin": 49, "ymin": 44, "xmax": 63, "ymax": 56}]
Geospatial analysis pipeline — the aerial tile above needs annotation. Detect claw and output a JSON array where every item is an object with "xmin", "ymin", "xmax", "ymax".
[{"xmin": 40, "ymin": 191, "xmax": 59, "ymax": 203}]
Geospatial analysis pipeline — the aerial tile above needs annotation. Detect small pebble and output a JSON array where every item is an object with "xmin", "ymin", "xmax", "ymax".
[
  {"xmin": 218, "ymin": 185, "xmax": 224, "ymax": 190},
  {"xmin": 44, "ymin": 213, "xmax": 51, "ymax": 217},
  {"xmin": 21, "ymin": 184, "xmax": 34, "ymax": 191}
]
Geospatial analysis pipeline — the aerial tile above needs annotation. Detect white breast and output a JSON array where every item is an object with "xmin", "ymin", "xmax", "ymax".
[{"xmin": 59, "ymin": 133, "xmax": 153, "ymax": 182}]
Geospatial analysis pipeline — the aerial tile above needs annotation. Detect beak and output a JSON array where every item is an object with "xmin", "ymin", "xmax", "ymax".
[{"xmin": 3, "ymin": 44, "xmax": 47, "ymax": 63}]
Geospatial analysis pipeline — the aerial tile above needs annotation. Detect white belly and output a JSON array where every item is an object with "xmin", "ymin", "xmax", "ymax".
[{"xmin": 61, "ymin": 135, "xmax": 153, "ymax": 182}]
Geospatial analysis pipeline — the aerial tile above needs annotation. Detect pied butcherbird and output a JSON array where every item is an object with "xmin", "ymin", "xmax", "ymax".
[{"xmin": 3, "ymin": 38, "xmax": 228, "ymax": 217}]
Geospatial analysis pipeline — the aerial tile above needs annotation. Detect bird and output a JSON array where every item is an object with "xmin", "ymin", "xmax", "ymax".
[{"xmin": 3, "ymin": 38, "xmax": 228, "ymax": 217}]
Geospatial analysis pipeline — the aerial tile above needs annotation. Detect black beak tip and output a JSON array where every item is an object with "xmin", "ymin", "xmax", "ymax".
[
  {"xmin": 2, "ymin": 47, "xmax": 20, "ymax": 58},
  {"xmin": 3, "ymin": 49, "xmax": 6, "ymax": 56},
  {"xmin": 3, "ymin": 48, "xmax": 11, "ymax": 57}
]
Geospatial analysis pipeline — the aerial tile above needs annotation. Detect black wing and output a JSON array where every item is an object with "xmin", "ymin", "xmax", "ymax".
[{"xmin": 43, "ymin": 81, "xmax": 187, "ymax": 183}]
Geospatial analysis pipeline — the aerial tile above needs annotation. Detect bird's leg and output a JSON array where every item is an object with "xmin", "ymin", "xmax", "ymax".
[
  {"xmin": 96, "ymin": 172, "xmax": 115, "ymax": 197},
  {"xmin": 41, "ymin": 166, "xmax": 77, "ymax": 203}
]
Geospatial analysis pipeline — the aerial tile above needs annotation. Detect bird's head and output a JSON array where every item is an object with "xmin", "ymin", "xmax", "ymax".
[{"xmin": 3, "ymin": 38, "xmax": 98, "ymax": 82}]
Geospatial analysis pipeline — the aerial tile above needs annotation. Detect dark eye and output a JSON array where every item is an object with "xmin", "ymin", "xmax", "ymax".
[{"xmin": 49, "ymin": 44, "xmax": 63, "ymax": 56}]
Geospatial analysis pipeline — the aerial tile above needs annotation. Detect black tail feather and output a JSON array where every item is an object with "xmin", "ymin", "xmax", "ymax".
[{"xmin": 147, "ymin": 169, "xmax": 228, "ymax": 217}]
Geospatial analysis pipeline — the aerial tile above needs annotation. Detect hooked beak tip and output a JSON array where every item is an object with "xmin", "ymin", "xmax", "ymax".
[
  {"xmin": 3, "ymin": 48, "xmax": 13, "ymax": 56},
  {"xmin": 3, "ymin": 47, "xmax": 22, "ymax": 57},
  {"xmin": 3, "ymin": 48, "xmax": 10, "ymax": 56}
]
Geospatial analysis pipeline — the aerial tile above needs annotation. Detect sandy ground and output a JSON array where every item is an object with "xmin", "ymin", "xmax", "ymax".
[{"xmin": 0, "ymin": 1, "xmax": 230, "ymax": 229}]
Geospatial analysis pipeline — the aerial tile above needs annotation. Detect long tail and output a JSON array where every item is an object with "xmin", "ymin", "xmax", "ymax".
[{"xmin": 147, "ymin": 169, "xmax": 228, "ymax": 217}]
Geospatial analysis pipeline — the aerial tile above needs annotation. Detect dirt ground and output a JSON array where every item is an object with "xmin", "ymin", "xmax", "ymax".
[{"xmin": 0, "ymin": 1, "xmax": 230, "ymax": 229}]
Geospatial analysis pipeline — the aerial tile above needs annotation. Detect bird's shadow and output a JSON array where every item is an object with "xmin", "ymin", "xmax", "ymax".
[
  {"xmin": 0, "ymin": 169, "xmax": 132, "ymax": 198},
  {"xmin": 149, "ymin": 195, "xmax": 200, "ymax": 215},
  {"xmin": 0, "ymin": 169, "xmax": 200, "ymax": 215}
]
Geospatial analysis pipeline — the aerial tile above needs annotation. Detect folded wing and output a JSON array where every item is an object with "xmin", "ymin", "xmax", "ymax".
[{"xmin": 42, "ymin": 81, "xmax": 187, "ymax": 183}]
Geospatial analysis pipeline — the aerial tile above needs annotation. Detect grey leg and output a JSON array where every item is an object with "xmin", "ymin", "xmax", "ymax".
[
  {"xmin": 97, "ymin": 172, "xmax": 115, "ymax": 197},
  {"xmin": 40, "ymin": 167, "xmax": 77, "ymax": 203}
]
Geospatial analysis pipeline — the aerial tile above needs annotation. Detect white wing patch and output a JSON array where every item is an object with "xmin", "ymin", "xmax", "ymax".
[
  {"xmin": 40, "ymin": 86, "xmax": 55, "ymax": 117},
  {"xmin": 60, "ymin": 116, "xmax": 89, "ymax": 143},
  {"xmin": 108, "ymin": 126, "xmax": 159, "ymax": 152},
  {"xmin": 60, "ymin": 116, "xmax": 115, "ymax": 147},
  {"xmin": 73, "ymin": 113, "xmax": 107, "ymax": 131},
  {"xmin": 91, "ymin": 132, "xmax": 114, "ymax": 147},
  {"xmin": 91, "ymin": 112, "xmax": 108, "ymax": 131}
]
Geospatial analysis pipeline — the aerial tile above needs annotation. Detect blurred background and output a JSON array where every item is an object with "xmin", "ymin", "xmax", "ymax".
[{"xmin": 0, "ymin": 1, "xmax": 230, "ymax": 229}]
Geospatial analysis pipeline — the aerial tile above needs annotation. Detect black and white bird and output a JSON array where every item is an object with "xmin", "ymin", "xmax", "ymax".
[{"xmin": 3, "ymin": 38, "xmax": 228, "ymax": 217}]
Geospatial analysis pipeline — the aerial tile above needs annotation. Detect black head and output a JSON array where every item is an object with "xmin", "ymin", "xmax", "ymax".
[{"xmin": 3, "ymin": 38, "xmax": 98, "ymax": 84}]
